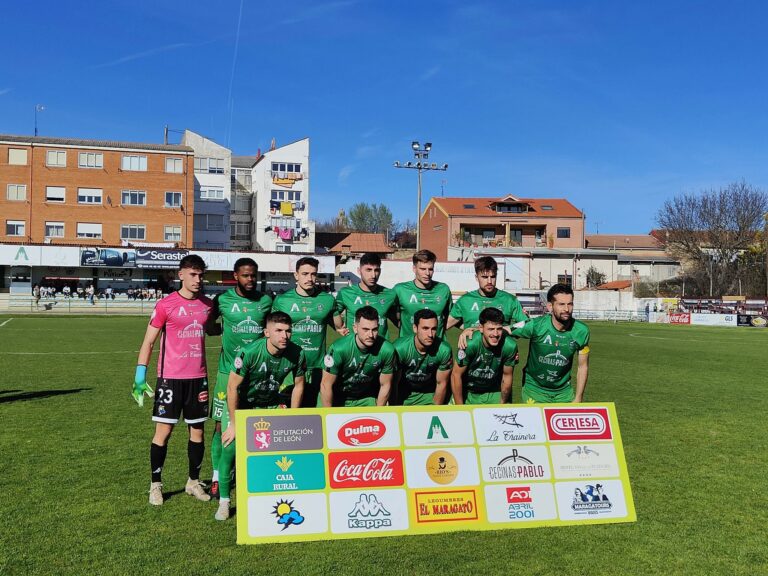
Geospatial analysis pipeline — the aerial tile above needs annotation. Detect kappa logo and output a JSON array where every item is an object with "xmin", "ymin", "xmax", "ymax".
[{"xmin": 347, "ymin": 494, "xmax": 392, "ymax": 529}]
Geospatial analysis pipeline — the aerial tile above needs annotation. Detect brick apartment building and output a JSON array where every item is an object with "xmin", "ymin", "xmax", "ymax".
[{"xmin": 0, "ymin": 135, "xmax": 195, "ymax": 246}]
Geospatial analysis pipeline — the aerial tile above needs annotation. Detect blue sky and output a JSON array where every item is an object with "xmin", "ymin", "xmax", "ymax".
[{"xmin": 3, "ymin": 0, "xmax": 768, "ymax": 234}]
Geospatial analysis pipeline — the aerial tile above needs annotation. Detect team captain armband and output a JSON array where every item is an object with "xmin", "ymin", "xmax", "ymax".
[{"xmin": 579, "ymin": 346, "xmax": 591, "ymax": 355}]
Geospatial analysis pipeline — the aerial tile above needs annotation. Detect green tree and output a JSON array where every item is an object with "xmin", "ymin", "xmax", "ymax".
[
  {"xmin": 348, "ymin": 203, "xmax": 394, "ymax": 234},
  {"xmin": 585, "ymin": 265, "xmax": 607, "ymax": 288}
]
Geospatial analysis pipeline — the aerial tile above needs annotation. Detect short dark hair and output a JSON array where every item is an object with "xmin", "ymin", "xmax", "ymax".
[
  {"xmin": 359, "ymin": 253, "xmax": 381, "ymax": 267},
  {"xmin": 413, "ymin": 308, "xmax": 438, "ymax": 327},
  {"xmin": 355, "ymin": 305, "xmax": 379, "ymax": 323},
  {"xmin": 547, "ymin": 283, "xmax": 574, "ymax": 302},
  {"xmin": 474, "ymin": 256, "xmax": 498, "ymax": 274},
  {"xmin": 234, "ymin": 257, "xmax": 258, "ymax": 273},
  {"xmin": 266, "ymin": 311, "xmax": 292, "ymax": 326},
  {"xmin": 479, "ymin": 307, "xmax": 504, "ymax": 325},
  {"xmin": 412, "ymin": 250, "xmax": 437, "ymax": 265},
  {"xmin": 179, "ymin": 254, "xmax": 206, "ymax": 271},
  {"xmin": 295, "ymin": 256, "xmax": 319, "ymax": 272}
]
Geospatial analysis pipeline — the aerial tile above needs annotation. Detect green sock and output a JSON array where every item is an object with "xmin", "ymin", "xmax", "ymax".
[
  {"xmin": 211, "ymin": 429, "xmax": 222, "ymax": 480},
  {"xmin": 219, "ymin": 439, "xmax": 236, "ymax": 500}
]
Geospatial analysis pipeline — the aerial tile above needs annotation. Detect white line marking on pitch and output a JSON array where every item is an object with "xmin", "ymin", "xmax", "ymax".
[
  {"xmin": 0, "ymin": 318, "xmax": 13, "ymax": 327},
  {"xmin": 0, "ymin": 346, "xmax": 221, "ymax": 356}
]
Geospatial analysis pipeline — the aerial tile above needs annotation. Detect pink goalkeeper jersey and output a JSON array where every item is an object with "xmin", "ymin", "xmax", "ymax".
[{"xmin": 150, "ymin": 291, "xmax": 213, "ymax": 379}]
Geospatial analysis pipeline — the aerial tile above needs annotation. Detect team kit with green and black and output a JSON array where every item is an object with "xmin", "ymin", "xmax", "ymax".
[{"xmin": 131, "ymin": 251, "xmax": 591, "ymax": 515}]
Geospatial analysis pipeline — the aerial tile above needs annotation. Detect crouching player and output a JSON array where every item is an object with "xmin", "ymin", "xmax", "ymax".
[
  {"xmin": 451, "ymin": 307, "xmax": 518, "ymax": 404},
  {"xmin": 216, "ymin": 311, "xmax": 306, "ymax": 521}
]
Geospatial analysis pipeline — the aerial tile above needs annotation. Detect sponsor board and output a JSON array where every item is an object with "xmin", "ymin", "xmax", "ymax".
[
  {"xmin": 484, "ymin": 483, "xmax": 557, "ymax": 523},
  {"xmin": 325, "ymin": 412, "xmax": 400, "ymax": 449},
  {"xmin": 328, "ymin": 450, "xmax": 404, "ymax": 489},
  {"xmin": 668, "ymin": 312, "xmax": 690, "ymax": 324},
  {"xmin": 414, "ymin": 490, "xmax": 479, "ymax": 523},
  {"xmin": 554, "ymin": 480, "xmax": 628, "ymax": 521},
  {"xmin": 246, "ymin": 493, "xmax": 328, "ymax": 537},
  {"xmin": 135, "ymin": 248, "xmax": 189, "ymax": 269},
  {"xmin": 473, "ymin": 407, "xmax": 546, "ymax": 445},
  {"xmin": 544, "ymin": 407, "xmax": 612, "ymax": 441},
  {"xmin": 246, "ymin": 415, "xmax": 324, "ymax": 452},
  {"xmin": 401, "ymin": 411, "xmax": 475, "ymax": 446},
  {"xmin": 247, "ymin": 453, "xmax": 326, "ymax": 493},
  {"xmin": 479, "ymin": 445, "xmax": 551, "ymax": 483},
  {"xmin": 549, "ymin": 443, "xmax": 619, "ymax": 479},
  {"xmin": 404, "ymin": 447, "xmax": 480, "ymax": 488},
  {"xmin": 329, "ymin": 489, "xmax": 409, "ymax": 533},
  {"xmin": 738, "ymin": 314, "xmax": 767, "ymax": 328},
  {"xmin": 689, "ymin": 313, "xmax": 738, "ymax": 327}
]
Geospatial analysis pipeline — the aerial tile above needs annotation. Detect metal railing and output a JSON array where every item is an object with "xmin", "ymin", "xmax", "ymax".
[{"xmin": 9, "ymin": 296, "xmax": 155, "ymax": 314}]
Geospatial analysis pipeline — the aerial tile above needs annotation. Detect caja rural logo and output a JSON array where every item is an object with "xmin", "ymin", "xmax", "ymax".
[
  {"xmin": 544, "ymin": 407, "xmax": 612, "ymax": 441},
  {"xmin": 337, "ymin": 417, "xmax": 386, "ymax": 447}
]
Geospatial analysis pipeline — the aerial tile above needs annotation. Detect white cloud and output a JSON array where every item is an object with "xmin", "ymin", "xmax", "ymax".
[
  {"xmin": 0, "ymin": 88, "xmax": 11, "ymax": 96},
  {"xmin": 338, "ymin": 164, "xmax": 356, "ymax": 184}
]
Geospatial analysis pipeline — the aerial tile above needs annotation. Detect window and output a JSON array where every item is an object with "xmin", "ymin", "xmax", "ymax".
[
  {"xmin": 276, "ymin": 244, "xmax": 292, "ymax": 253},
  {"xmin": 121, "ymin": 155, "xmax": 147, "ymax": 171},
  {"xmin": 541, "ymin": 205, "xmax": 554, "ymax": 211},
  {"xmin": 122, "ymin": 190, "xmax": 146, "ymax": 206},
  {"xmin": 270, "ymin": 190, "xmax": 302, "ymax": 201},
  {"xmin": 194, "ymin": 157, "xmax": 225, "ymax": 174},
  {"xmin": 271, "ymin": 162, "xmax": 301, "ymax": 173},
  {"xmin": 199, "ymin": 187, "xmax": 224, "ymax": 200},
  {"xmin": 78, "ymin": 152, "xmax": 103, "ymax": 169},
  {"xmin": 510, "ymin": 229, "xmax": 522, "ymax": 244},
  {"xmin": 557, "ymin": 227, "xmax": 571, "ymax": 239},
  {"xmin": 120, "ymin": 224, "xmax": 146, "ymax": 240},
  {"xmin": 165, "ymin": 157, "xmax": 183, "ymax": 173},
  {"xmin": 7, "ymin": 184, "xmax": 26, "ymax": 201},
  {"xmin": 234, "ymin": 195, "xmax": 251, "ymax": 212},
  {"xmin": 233, "ymin": 221, "xmax": 250, "ymax": 237},
  {"xmin": 164, "ymin": 192, "xmax": 182, "ymax": 207},
  {"xmin": 482, "ymin": 229, "xmax": 495, "ymax": 240},
  {"xmin": 194, "ymin": 214, "xmax": 225, "ymax": 231},
  {"xmin": 557, "ymin": 274, "xmax": 573, "ymax": 287},
  {"xmin": 8, "ymin": 148, "xmax": 27, "ymax": 165},
  {"xmin": 45, "ymin": 186, "xmax": 66, "ymax": 203},
  {"xmin": 78, "ymin": 188, "xmax": 103, "ymax": 204},
  {"xmin": 46, "ymin": 150, "xmax": 66, "ymax": 167},
  {"xmin": 45, "ymin": 221, "xmax": 65, "ymax": 238},
  {"xmin": 463, "ymin": 204, "xmax": 475, "ymax": 209},
  {"xmin": 496, "ymin": 204, "xmax": 527, "ymax": 213},
  {"xmin": 6, "ymin": 220, "xmax": 25, "ymax": 236},
  {"xmin": 433, "ymin": 225, "xmax": 443, "ymax": 231},
  {"xmin": 77, "ymin": 223, "xmax": 102, "ymax": 239},
  {"xmin": 164, "ymin": 225, "xmax": 182, "ymax": 242}
]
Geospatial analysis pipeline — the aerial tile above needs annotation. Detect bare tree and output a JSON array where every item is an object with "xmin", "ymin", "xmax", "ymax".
[{"xmin": 656, "ymin": 181, "xmax": 768, "ymax": 296}]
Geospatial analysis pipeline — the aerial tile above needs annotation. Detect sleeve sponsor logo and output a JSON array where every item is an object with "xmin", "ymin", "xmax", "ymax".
[
  {"xmin": 338, "ymin": 417, "xmax": 386, "ymax": 447},
  {"xmin": 328, "ymin": 450, "xmax": 404, "ymax": 488},
  {"xmin": 544, "ymin": 407, "xmax": 612, "ymax": 441},
  {"xmin": 415, "ymin": 490, "xmax": 479, "ymax": 523}
]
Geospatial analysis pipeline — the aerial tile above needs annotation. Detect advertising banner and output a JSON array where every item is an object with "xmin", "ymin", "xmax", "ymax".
[
  {"xmin": 134, "ymin": 248, "xmax": 189, "ymax": 269},
  {"xmin": 689, "ymin": 313, "xmax": 737, "ymax": 327},
  {"xmin": 737, "ymin": 314, "xmax": 767, "ymax": 328},
  {"xmin": 235, "ymin": 403, "xmax": 636, "ymax": 544},
  {"xmin": 668, "ymin": 313, "xmax": 690, "ymax": 325}
]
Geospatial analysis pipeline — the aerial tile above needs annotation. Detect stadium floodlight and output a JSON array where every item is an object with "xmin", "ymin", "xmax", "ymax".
[
  {"xmin": 393, "ymin": 161, "xmax": 400, "ymax": 168},
  {"xmin": 411, "ymin": 141, "xmax": 420, "ymax": 151},
  {"xmin": 424, "ymin": 142, "xmax": 432, "ymax": 152}
]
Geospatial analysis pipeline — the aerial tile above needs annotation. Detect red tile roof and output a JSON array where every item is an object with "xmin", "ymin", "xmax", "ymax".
[
  {"xmin": 595, "ymin": 280, "xmax": 632, "ymax": 290},
  {"xmin": 585, "ymin": 234, "xmax": 662, "ymax": 250},
  {"xmin": 329, "ymin": 232, "xmax": 394, "ymax": 254},
  {"xmin": 429, "ymin": 196, "xmax": 583, "ymax": 218}
]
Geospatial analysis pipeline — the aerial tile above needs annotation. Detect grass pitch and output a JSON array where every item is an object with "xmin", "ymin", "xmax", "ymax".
[{"xmin": 0, "ymin": 316, "xmax": 766, "ymax": 576}]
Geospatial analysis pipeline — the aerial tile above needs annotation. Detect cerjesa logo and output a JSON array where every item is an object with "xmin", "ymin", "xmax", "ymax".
[
  {"xmin": 347, "ymin": 494, "xmax": 392, "ymax": 529},
  {"xmin": 545, "ymin": 407, "xmax": 612, "ymax": 441},
  {"xmin": 338, "ymin": 417, "xmax": 386, "ymax": 447}
]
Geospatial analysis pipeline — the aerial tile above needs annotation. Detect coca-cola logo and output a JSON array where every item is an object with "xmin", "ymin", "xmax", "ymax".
[
  {"xmin": 337, "ymin": 417, "xmax": 386, "ymax": 447},
  {"xmin": 328, "ymin": 450, "xmax": 404, "ymax": 488},
  {"xmin": 544, "ymin": 407, "xmax": 613, "ymax": 441},
  {"xmin": 506, "ymin": 487, "xmax": 532, "ymax": 503}
]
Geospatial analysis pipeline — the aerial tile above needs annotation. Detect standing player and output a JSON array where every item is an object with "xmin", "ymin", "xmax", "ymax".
[
  {"xmin": 448, "ymin": 256, "xmax": 527, "ymax": 332},
  {"xmin": 334, "ymin": 252, "xmax": 398, "ymax": 339},
  {"xmin": 205, "ymin": 257, "xmax": 272, "ymax": 499},
  {"xmin": 272, "ymin": 257, "xmax": 339, "ymax": 407},
  {"xmin": 393, "ymin": 309, "xmax": 453, "ymax": 405},
  {"xmin": 131, "ymin": 254, "xmax": 213, "ymax": 506},
  {"xmin": 451, "ymin": 307, "xmax": 518, "ymax": 404},
  {"xmin": 320, "ymin": 306, "xmax": 396, "ymax": 407},
  {"xmin": 216, "ymin": 311, "xmax": 306, "ymax": 520},
  {"xmin": 511, "ymin": 283, "xmax": 590, "ymax": 403},
  {"xmin": 393, "ymin": 250, "xmax": 452, "ymax": 339}
]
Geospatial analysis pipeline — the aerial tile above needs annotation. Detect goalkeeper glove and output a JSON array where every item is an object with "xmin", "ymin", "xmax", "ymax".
[{"xmin": 132, "ymin": 365, "xmax": 154, "ymax": 407}]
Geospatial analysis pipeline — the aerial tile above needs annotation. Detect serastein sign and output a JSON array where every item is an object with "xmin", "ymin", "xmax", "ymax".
[
  {"xmin": 328, "ymin": 450, "xmax": 404, "ymax": 489},
  {"xmin": 544, "ymin": 407, "xmax": 612, "ymax": 441},
  {"xmin": 337, "ymin": 417, "xmax": 386, "ymax": 447}
]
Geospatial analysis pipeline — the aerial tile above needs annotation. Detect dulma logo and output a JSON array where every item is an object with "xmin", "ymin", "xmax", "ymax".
[{"xmin": 338, "ymin": 417, "xmax": 386, "ymax": 447}]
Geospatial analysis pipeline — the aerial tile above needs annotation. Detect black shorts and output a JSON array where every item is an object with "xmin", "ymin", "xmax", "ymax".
[{"xmin": 152, "ymin": 377, "xmax": 209, "ymax": 425}]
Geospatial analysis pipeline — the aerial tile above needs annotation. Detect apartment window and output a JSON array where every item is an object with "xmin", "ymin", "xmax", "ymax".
[
  {"xmin": 164, "ymin": 225, "xmax": 182, "ymax": 242},
  {"xmin": 122, "ymin": 190, "xmax": 146, "ymax": 206},
  {"xmin": 120, "ymin": 224, "xmax": 146, "ymax": 240},
  {"xmin": 7, "ymin": 184, "xmax": 26, "ymax": 201},
  {"xmin": 194, "ymin": 214, "xmax": 225, "ymax": 231},
  {"xmin": 271, "ymin": 162, "xmax": 301, "ymax": 173},
  {"xmin": 121, "ymin": 155, "xmax": 147, "ymax": 171},
  {"xmin": 6, "ymin": 220, "xmax": 25, "ymax": 236},
  {"xmin": 78, "ymin": 152, "xmax": 103, "ymax": 169},
  {"xmin": 233, "ymin": 221, "xmax": 250, "ymax": 236},
  {"xmin": 165, "ymin": 157, "xmax": 184, "ymax": 173},
  {"xmin": 234, "ymin": 195, "xmax": 251, "ymax": 212},
  {"xmin": 510, "ymin": 228, "xmax": 522, "ymax": 244},
  {"xmin": 45, "ymin": 221, "xmax": 65, "ymax": 238},
  {"xmin": 199, "ymin": 187, "xmax": 224, "ymax": 200},
  {"xmin": 270, "ymin": 190, "xmax": 302, "ymax": 201},
  {"xmin": 276, "ymin": 244, "xmax": 292, "ymax": 253},
  {"xmin": 8, "ymin": 148, "xmax": 27, "ymax": 165},
  {"xmin": 77, "ymin": 223, "xmax": 103, "ymax": 239},
  {"xmin": 194, "ymin": 157, "xmax": 225, "ymax": 174},
  {"xmin": 45, "ymin": 186, "xmax": 66, "ymax": 203},
  {"xmin": 164, "ymin": 192, "xmax": 182, "ymax": 207},
  {"xmin": 557, "ymin": 227, "xmax": 571, "ymax": 239},
  {"xmin": 78, "ymin": 188, "xmax": 103, "ymax": 204},
  {"xmin": 541, "ymin": 205, "xmax": 554, "ymax": 211},
  {"xmin": 46, "ymin": 150, "xmax": 67, "ymax": 167}
]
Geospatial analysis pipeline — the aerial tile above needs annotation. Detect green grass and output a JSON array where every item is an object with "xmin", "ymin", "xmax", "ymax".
[{"xmin": 0, "ymin": 316, "xmax": 766, "ymax": 575}]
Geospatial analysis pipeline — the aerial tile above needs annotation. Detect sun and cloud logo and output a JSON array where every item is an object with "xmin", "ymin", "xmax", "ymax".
[{"xmin": 273, "ymin": 499, "xmax": 305, "ymax": 530}]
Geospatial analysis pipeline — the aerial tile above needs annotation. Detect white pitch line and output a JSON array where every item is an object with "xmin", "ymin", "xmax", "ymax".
[
  {"xmin": 0, "ymin": 318, "xmax": 13, "ymax": 327},
  {"xmin": 0, "ymin": 345, "xmax": 221, "ymax": 356}
]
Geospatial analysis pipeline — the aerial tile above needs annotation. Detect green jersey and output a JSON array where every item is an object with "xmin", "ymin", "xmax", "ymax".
[
  {"xmin": 393, "ymin": 280, "xmax": 452, "ymax": 339},
  {"xmin": 511, "ymin": 315, "xmax": 590, "ymax": 391},
  {"xmin": 457, "ymin": 331, "xmax": 518, "ymax": 394},
  {"xmin": 450, "ymin": 289, "xmax": 527, "ymax": 329},
  {"xmin": 212, "ymin": 288, "xmax": 273, "ymax": 373},
  {"xmin": 324, "ymin": 334, "xmax": 396, "ymax": 401},
  {"xmin": 272, "ymin": 288, "xmax": 336, "ymax": 370},
  {"xmin": 393, "ymin": 335, "xmax": 453, "ymax": 395},
  {"xmin": 334, "ymin": 284, "xmax": 398, "ymax": 337},
  {"xmin": 232, "ymin": 338, "xmax": 306, "ymax": 407}
]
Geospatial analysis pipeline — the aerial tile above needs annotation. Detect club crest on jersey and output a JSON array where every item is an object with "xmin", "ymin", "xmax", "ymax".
[
  {"xmin": 324, "ymin": 354, "xmax": 335, "ymax": 368},
  {"xmin": 234, "ymin": 356, "xmax": 244, "ymax": 370}
]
